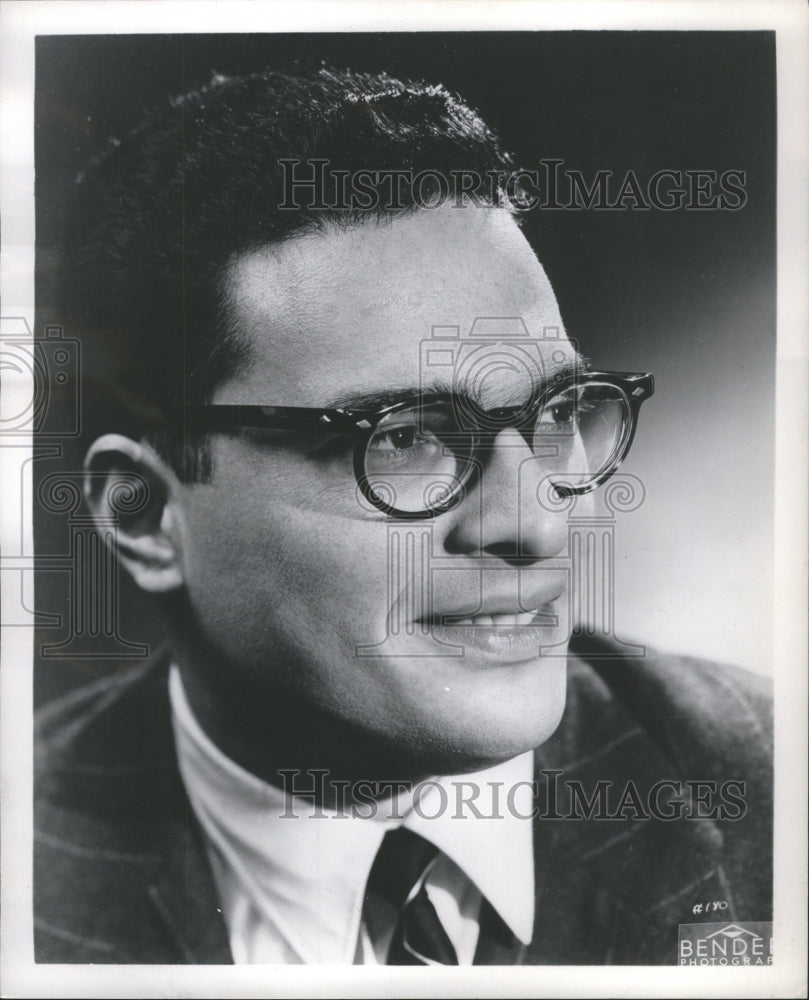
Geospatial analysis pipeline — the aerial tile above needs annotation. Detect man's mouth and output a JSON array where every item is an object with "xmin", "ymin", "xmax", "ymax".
[
  {"xmin": 410, "ymin": 590, "xmax": 568, "ymax": 663},
  {"xmin": 402, "ymin": 576, "xmax": 569, "ymax": 661},
  {"xmin": 442, "ymin": 609, "xmax": 548, "ymax": 627},
  {"xmin": 423, "ymin": 583, "xmax": 567, "ymax": 629}
]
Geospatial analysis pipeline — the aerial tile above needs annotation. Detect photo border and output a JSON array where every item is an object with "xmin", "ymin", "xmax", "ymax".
[{"xmin": 1, "ymin": 2, "xmax": 806, "ymax": 997}]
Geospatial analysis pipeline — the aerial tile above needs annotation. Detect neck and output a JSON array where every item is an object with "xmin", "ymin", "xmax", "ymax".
[{"xmin": 176, "ymin": 647, "xmax": 437, "ymax": 811}]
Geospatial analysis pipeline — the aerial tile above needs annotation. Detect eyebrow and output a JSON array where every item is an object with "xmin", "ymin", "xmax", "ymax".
[{"xmin": 324, "ymin": 351, "xmax": 591, "ymax": 412}]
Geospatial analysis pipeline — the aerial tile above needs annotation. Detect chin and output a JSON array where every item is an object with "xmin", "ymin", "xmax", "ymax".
[{"xmin": 408, "ymin": 655, "xmax": 569, "ymax": 775}]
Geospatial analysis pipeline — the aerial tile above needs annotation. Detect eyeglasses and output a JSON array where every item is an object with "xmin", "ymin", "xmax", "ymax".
[{"xmin": 189, "ymin": 370, "xmax": 654, "ymax": 519}]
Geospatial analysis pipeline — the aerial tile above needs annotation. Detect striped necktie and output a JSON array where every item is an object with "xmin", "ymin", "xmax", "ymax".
[{"xmin": 363, "ymin": 826, "xmax": 459, "ymax": 965}]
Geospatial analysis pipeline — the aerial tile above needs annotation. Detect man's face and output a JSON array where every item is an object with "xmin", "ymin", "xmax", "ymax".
[{"xmin": 180, "ymin": 205, "xmax": 584, "ymax": 774}]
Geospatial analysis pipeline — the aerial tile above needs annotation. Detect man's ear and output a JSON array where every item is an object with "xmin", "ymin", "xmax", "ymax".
[{"xmin": 83, "ymin": 434, "xmax": 186, "ymax": 593}]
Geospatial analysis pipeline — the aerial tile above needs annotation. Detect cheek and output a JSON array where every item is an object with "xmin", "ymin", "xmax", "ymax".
[
  {"xmin": 180, "ymin": 487, "xmax": 423, "ymax": 732},
  {"xmin": 181, "ymin": 474, "xmax": 394, "ymax": 656}
]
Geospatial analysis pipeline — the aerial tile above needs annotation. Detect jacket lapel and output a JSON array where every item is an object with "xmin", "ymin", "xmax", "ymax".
[
  {"xmin": 146, "ymin": 810, "xmax": 233, "ymax": 964},
  {"xmin": 518, "ymin": 651, "xmax": 725, "ymax": 964},
  {"xmin": 36, "ymin": 653, "xmax": 233, "ymax": 964}
]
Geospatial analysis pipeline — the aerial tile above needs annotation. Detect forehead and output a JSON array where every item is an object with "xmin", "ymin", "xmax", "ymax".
[{"xmin": 220, "ymin": 206, "xmax": 573, "ymax": 407}]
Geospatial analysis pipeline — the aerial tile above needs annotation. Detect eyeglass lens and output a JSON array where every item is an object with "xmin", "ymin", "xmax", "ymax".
[{"xmin": 362, "ymin": 384, "xmax": 631, "ymax": 514}]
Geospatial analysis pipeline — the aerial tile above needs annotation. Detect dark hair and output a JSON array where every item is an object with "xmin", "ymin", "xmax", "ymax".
[{"xmin": 61, "ymin": 67, "xmax": 514, "ymax": 479}]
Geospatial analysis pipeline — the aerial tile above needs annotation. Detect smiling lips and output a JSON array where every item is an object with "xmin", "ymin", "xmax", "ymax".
[
  {"xmin": 427, "ymin": 585, "xmax": 566, "ymax": 629},
  {"xmin": 443, "ymin": 609, "xmax": 547, "ymax": 627},
  {"xmin": 403, "ymin": 582, "xmax": 569, "ymax": 661}
]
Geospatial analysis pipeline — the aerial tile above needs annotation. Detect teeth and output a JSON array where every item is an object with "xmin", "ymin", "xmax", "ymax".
[
  {"xmin": 492, "ymin": 611, "xmax": 536, "ymax": 627},
  {"xmin": 447, "ymin": 609, "xmax": 540, "ymax": 627}
]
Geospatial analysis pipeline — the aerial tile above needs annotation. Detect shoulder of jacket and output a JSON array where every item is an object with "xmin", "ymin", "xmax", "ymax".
[{"xmin": 567, "ymin": 634, "xmax": 772, "ymax": 779}]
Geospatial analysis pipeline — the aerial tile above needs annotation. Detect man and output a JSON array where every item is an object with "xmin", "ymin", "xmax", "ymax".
[{"xmin": 35, "ymin": 68, "xmax": 772, "ymax": 965}]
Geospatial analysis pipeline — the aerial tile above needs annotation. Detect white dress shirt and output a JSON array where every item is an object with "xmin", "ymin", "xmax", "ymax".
[{"xmin": 169, "ymin": 665, "xmax": 535, "ymax": 964}]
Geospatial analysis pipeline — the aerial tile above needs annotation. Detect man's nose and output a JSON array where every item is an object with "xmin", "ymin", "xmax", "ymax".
[{"xmin": 442, "ymin": 428, "xmax": 569, "ymax": 563}]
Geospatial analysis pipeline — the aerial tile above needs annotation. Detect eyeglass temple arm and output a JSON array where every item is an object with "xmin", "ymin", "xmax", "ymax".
[{"xmin": 186, "ymin": 404, "xmax": 365, "ymax": 430}]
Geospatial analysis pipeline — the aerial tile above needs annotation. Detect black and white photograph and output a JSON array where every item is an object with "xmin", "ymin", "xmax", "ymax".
[{"xmin": 1, "ymin": 2, "xmax": 806, "ymax": 997}]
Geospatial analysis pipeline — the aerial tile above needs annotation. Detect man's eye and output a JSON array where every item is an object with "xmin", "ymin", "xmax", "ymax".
[
  {"xmin": 367, "ymin": 424, "xmax": 443, "ymax": 467},
  {"xmin": 375, "ymin": 426, "xmax": 419, "ymax": 451},
  {"xmin": 537, "ymin": 400, "xmax": 578, "ymax": 431}
]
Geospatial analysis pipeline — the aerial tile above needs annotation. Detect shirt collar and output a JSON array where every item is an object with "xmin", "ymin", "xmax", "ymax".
[
  {"xmin": 169, "ymin": 665, "xmax": 535, "ymax": 958},
  {"xmin": 402, "ymin": 754, "xmax": 535, "ymax": 943}
]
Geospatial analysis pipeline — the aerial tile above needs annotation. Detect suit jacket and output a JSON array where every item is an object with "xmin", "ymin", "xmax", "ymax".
[{"xmin": 34, "ymin": 635, "xmax": 773, "ymax": 964}]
